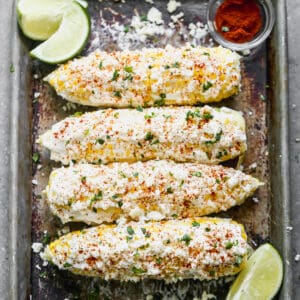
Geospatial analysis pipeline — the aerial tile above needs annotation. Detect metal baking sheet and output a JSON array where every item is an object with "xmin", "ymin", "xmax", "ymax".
[{"xmin": 0, "ymin": 0, "xmax": 291, "ymax": 299}]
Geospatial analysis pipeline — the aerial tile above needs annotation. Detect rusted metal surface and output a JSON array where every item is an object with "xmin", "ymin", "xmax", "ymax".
[{"xmin": 25, "ymin": 0, "xmax": 286, "ymax": 299}]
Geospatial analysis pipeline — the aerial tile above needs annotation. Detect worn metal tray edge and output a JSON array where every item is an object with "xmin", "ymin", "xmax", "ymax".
[
  {"xmin": 268, "ymin": 0, "xmax": 292, "ymax": 299},
  {"xmin": 0, "ymin": 0, "xmax": 291, "ymax": 299}
]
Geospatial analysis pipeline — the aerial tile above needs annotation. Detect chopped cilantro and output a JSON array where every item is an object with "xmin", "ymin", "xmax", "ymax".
[
  {"xmin": 171, "ymin": 62, "xmax": 180, "ymax": 68},
  {"xmin": 160, "ymin": 93, "xmax": 166, "ymax": 99},
  {"xmin": 111, "ymin": 70, "xmax": 120, "ymax": 81},
  {"xmin": 144, "ymin": 112, "xmax": 156, "ymax": 119},
  {"xmin": 126, "ymin": 236, "xmax": 133, "ymax": 242},
  {"xmin": 222, "ymin": 26, "xmax": 230, "ymax": 32},
  {"xmin": 90, "ymin": 191, "xmax": 103, "ymax": 203},
  {"xmin": 118, "ymin": 201, "xmax": 123, "ymax": 208},
  {"xmin": 171, "ymin": 214, "xmax": 178, "ymax": 218},
  {"xmin": 133, "ymin": 172, "xmax": 139, "ymax": 177},
  {"xmin": 96, "ymin": 138, "xmax": 105, "ymax": 145},
  {"xmin": 113, "ymin": 90, "xmax": 122, "ymax": 98},
  {"xmin": 124, "ymin": 66, "xmax": 133, "ymax": 73},
  {"xmin": 112, "ymin": 194, "xmax": 119, "ymax": 199},
  {"xmin": 150, "ymin": 139, "xmax": 160, "ymax": 145},
  {"xmin": 92, "ymin": 207, "xmax": 97, "ymax": 213},
  {"xmin": 118, "ymin": 171, "xmax": 127, "ymax": 178},
  {"xmin": 136, "ymin": 106, "xmax": 143, "ymax": 112},
  {"xmin": 42, "ymin": 232, "xmax": 51, "ymax": 244},
  {"xmin": 202, "ymin": 81, "xmax": 213, "ymax": 92},
  {"xmin": 156, "ymin": 258, "xmax": 162, "ymax": 265},
  {"xmin": 192, "ymin": 172, "xmax": 202, "ymax": 177},
  {"xmin": 132, "ymin": 266, "xmax": 146, "ymax": 275},
  {"xmin": 98, "ymin": 60, "xmax": 103, "ymax": 69},
  {"xmin": 63, "ymin": 262, "xmax": 72, "ymax": 268},
  {"xmin": 141, "ymin": 228, "xmax": 146, "ymax": 234},
  {"xmin": 145, "ymin": 132, "xmax": 154, "ymax": 141},
  {"xmin": 192, "ymin": 221, "xmax": 200, "ymax": 227},
  {"xmin": 127, "ymin": 226, "xmax": 135, "ymax": 235},
  {"xmin": 163, "ymin": 114, "xmax": 171, "ymax": 119},
  {"xmin": 73, "ymin": 111, "xmax": 83, "ymax": 117},
  {"xmin": 205, "ymin": 130, "xmax": 223, "ymax": 145},
  {"xmin": 32, "ymin": 152, "xmax": 39, "ymax": 163},
  {"xmin": 166, "ymin": 187, "xmax": 173, "ymax": 194},
  {"xmin": 124, "ymin": 25, "xmax": 130, "ymax": 33},
  {"xmin": 202, "ymin": 113, "xmax": 213, "ymax": 120},
  {"xmin": 181, "ymin": 234, "xmax": 192, "ymax": 246},
  {"xmin": 225, "ymin": 241, "xmax": 233, "ymax": 249},
  {"xmin": 10, "ymin": 63, "xmax": 14, "ymax": 73},
  {"xmin": 205, "ymin": 227, "xmax": 211, "ymax": 232},
  {"xmin": 164, "ymin": 65, "xmax": 170, "ymax": 69},
  {"xmin": 81, "ymin": 176, "xmax": 87, "ymax": 184},
  {"xmin": 154, "ymin": 98, "xmax": 165, "ymax": 107},
  {"xmin": 216, "ymin": 179, "xmax": 221, "ymax": 184},
  {"xmin": 84, "ymin": 129, "xmax": 89, "ymax": 136},
  {"xmin": 203, "ymin": 52, "xmax": 210, "ymax": 56},
  {"xmin": 140, "ymin": 15, "xmax": 147, "ymax": 21},
  {"xmin": 39, "ymin": 271, "xmax": 47, "ymax": 279}
]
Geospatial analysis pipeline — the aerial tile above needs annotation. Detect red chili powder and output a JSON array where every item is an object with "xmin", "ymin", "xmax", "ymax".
[{"xmin": 215, "ymin": 0, "xmax": 263, "ymax": 43}]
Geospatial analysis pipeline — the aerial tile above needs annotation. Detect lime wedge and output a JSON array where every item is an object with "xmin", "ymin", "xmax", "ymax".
[
  {"xmin": 226, "ymin": 243, "xmax": 283, "ymax": 300},
  {"xmin": 17, "ymin": 0, "xmax": 63, "ymax": 41},
  {"xmin": 30, "ymin": 1, "xmax": 90, "ymax": 64},
  {"xmin": 17, "ymin": 0, "xmax": 88, "ymax": 41}
]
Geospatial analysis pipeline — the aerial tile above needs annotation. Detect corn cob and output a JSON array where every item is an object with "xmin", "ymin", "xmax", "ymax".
[
  {"xmin": 39, "ymin": 106, "xmax": 247, "ymax": 165},
  {"xmin": 45, "ymin": 45, "xmax": 241, "ymax": 107},
  {"xmin": 42, "ymin": 217, "xmax": 248, "ymax": 281},
  {"xmin": 46, "ymin": 160, "xmax": 263, "ymax": 224}
]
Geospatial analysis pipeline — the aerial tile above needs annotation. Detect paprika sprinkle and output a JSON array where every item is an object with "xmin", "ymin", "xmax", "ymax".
[{"xmin": 215, "ymin": 0, "xmax": 263, "ymax": 43}]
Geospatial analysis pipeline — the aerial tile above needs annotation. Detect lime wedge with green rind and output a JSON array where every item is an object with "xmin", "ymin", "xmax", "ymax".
[
  {"xmin": 226, "ymin": 243, "xmax": 283, "ymax": 300},
  {"xmin": 17, "ymin": 0, "xmax": 88, "ymax": 41},
  {"xmin": 17, "ymin": 0, "xmax": 64, "ymax": 41},
  {"xmin": 30, "ymin": 1, "xmax": 90, "ymax": 64}
]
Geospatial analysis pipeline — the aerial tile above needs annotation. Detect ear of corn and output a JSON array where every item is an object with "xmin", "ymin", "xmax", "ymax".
[
  {"xmin": 39, "ymin": 106, "xmax": 247, "ymax": 165},
  {"xmin": 43, "ymin": 217, "xmax": 248, "ymax": 282},
  {"xmin": 45, "ymin": 45, "xmax": 241, "ymax": 107},
  {"xmin": 46, "ymin": 160, "xmax": 263, "ymax": 224}
]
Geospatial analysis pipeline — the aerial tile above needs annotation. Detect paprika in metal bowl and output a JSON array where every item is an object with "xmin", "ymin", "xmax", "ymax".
[{"xmin": 207, "ymin": 0, "xmax": 275, "ymax": 51}]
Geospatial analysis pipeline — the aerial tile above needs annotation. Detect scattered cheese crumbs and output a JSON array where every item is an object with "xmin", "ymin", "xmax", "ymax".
[
  {"xmin": 188, "ymin": 22, "xmax": 210, "ymax": 46},
  {"xmin": 248, "ymin": 162, "xmax": 257, "ymax": 169},
  {"xmin": 170, "ymin": 12, "xmax": 184, "ymax": 23},
  {"xmin": 286, "ymin": 226, "xmax": 293, "ymax": 231},
  {"xmin": 35, "ymin": 264, "xmax": 41, "ymax": 270},
  {"xmin": 146, "ymin": 295, "xmax": 153, "ymax": 300},
  {"xmin": 295, "ymin": 254, "xmax": 300, "ymax": 262},
  {"xmin": 292, "ymin": 104, "xmax": 296, "ymax": 110},
  {"xmin": 42, "ymin": 260, "xmax": 49, "ymax": 267},
  {"xmin": 32, "ymin": 242, "xmax": 43, "ymax": 253},
  {"xmin": 32, "ymin": 179, "xmax": 38, "ymax": 186},
  {"xmin": 167, "ymin": 0, "xmax": 181, "ymax": 13},
  {"xmin": 147, "ymin": 7, "xmax": 163, "ymax": 24},
  {"xmin": 34, "ymin": 92, "xmax": 40, "ymax": 98},
  {"xmin": 33, "ymin": 74, "xmax": 39, "ymax": 79},
  {"xmin": 242, "ymin": 49, "xmax": 251, "ymax": 56},
  {"xmin": 252, "ymin": 197, "xmax": 259, "ymax": 203},
  {"xmin": 145, "ymin": 0, "xmax": 154, "ymax": 3},
  {"xmin": 295, "ymin": 138, "xmax": 300, "ymax": 143}
]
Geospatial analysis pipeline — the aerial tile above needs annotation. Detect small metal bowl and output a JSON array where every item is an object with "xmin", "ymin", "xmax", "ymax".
[{"xmin": 207, "ymin": 0, "xmax": 275, "ymax": 51}]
